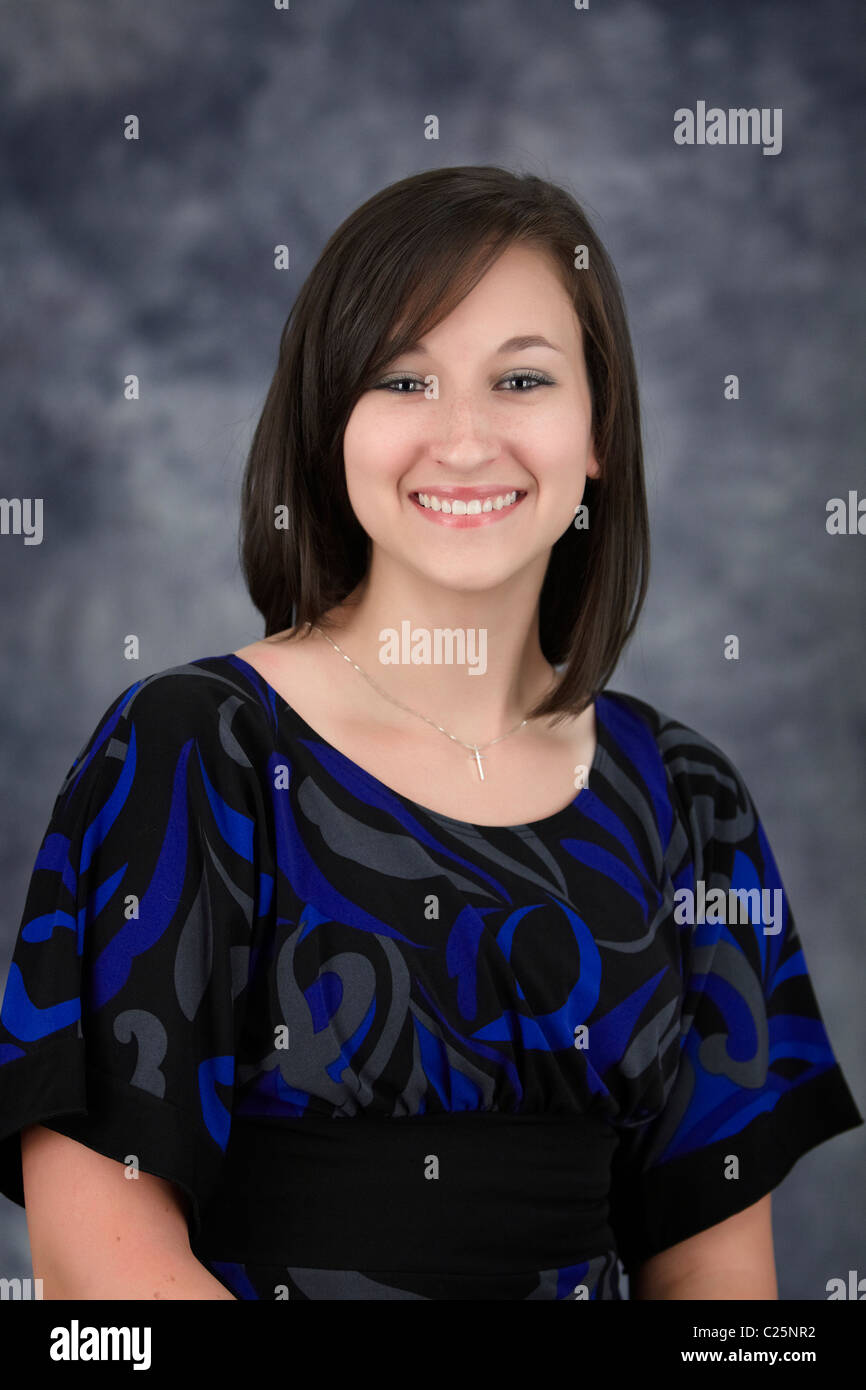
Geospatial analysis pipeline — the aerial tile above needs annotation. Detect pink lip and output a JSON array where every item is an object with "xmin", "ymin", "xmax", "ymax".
[{"xmin": 409, "ymin": 489, "xmax": 527, "ymax": 528}]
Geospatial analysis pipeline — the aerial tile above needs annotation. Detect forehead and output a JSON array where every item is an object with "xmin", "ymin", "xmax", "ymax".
[
  {"xmin": 397, "ymin": 243, "xmax": 582, "ymax": 352},
  {"xmin": 453, "ymin": 242, "xmax": 567, "ymax": 301}
]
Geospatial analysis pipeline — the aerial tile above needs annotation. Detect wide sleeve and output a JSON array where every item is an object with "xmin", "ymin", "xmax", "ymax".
[
  {"xmin": 0, "ymin": 673, "xmax": 260, "ymax": 1247},
  {"xmin": 607, "ymin": 731, "xmax": 863, "ymax": 1276}
]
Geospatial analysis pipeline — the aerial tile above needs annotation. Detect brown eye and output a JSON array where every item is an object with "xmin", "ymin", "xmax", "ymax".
[
  {"xmin": 498, "ymin": 370, "xmax": 553, "ymax": 391},
  {"xmin": 374, "ymin": 375, "xmax": 425, "ymax": 392}
]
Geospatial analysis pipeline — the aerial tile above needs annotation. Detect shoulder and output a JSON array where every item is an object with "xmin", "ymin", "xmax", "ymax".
[
  {"xmin": 597, "ymin": 689, "xmax": 757, "ymax": 832},
  {"xmin": 58, "ymin": 655, "xmax": 275, "ymax": 802},
  {"xmin": 97, "ymin": 653, "xmax": 271, "ymax": 730}
]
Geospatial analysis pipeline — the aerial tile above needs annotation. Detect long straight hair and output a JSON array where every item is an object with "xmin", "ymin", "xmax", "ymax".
[{"xmin": 239, "ymin": 165, "xmax": 649, "ymax": 725}]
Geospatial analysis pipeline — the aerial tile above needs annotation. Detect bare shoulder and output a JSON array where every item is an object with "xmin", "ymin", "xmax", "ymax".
[
  {"xmin": 234, "ymin": 626, "xmax": 302, "ymax": 659},
  {"xmin": 233, "ymin": 627, "xmax": 315, "ymax": 678},
  {"xmin": 232, "ymin": 627, "xmax": 340, "ymax": 713}
]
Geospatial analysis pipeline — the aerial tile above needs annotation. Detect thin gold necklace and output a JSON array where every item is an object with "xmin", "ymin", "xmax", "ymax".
[{"xmin": 310, "ymin": 623, "xmax": 554, "ymax": 782}]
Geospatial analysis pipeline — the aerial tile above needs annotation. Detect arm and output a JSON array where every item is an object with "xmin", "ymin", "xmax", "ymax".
[
  {"xmin": 631, "ymin": 1193, "xmax": 778, "ymax": 1300},
  {"xmin": 21, "ymin": 1123, "xmax": 236, "ymax": 1300}
]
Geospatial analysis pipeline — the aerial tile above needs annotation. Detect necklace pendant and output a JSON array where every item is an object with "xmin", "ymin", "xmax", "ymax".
[{"xmin": 471, "ymin": 744, "xmax": 486, "ymax": 781}]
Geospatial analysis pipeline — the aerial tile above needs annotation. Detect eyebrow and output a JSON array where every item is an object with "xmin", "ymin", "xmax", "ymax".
[{"xmin": 394, "ymin": 334, "xmax": 565, "ymax": 357}]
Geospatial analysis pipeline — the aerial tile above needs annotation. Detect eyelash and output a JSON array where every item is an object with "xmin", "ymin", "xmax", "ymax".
[{"xmin": 373, "ymin": 369, "xmax": 554, "ymax": 394}]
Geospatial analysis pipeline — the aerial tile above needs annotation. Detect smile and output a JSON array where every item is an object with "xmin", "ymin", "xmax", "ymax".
[{"xmin": 409, "ymin": 489, "xmax": 527, "ymax": 528}]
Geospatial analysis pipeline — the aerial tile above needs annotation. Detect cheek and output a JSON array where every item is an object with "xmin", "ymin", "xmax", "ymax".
[
  {"xmin": 528, "ymin": 434, "xmax": 587, "ymax": 490},
  {"xmin": 531, "ymin": 440, "xmax": 594, "ymax": 530},
  {"xmin": 344, "ymin": 403, "xmax": 407, "ymax": 479},
  {"xmin": 342, "ymin": 421, "xmax": 381, "ymax": 512},
  {"xmin": 342, "ymin": 414, "xmax": 408, "ymax": 531},
  {"xmin": 341, "ymin": 408, "xmax": 368, "ymax": 471}
]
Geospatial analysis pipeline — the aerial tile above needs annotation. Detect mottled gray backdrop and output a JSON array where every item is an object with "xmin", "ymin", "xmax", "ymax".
[{"xmin": 1, "ymin": 0, "xmax": 863, "ymax": 1298}]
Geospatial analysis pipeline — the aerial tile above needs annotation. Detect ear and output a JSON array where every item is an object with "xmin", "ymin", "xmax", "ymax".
[{"xmin": 585, "ymin": 439, "xmax": 601, "ymax": 480}]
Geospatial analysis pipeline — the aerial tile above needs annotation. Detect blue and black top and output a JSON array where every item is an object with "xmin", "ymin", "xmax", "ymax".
[{"xmin": 0, "ymin": 654, "xmax": 861, "ymax": 1300}]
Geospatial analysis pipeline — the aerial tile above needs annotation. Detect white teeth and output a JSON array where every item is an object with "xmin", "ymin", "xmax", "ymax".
[{"xmin": 415, "ymin": 490, "xmax": 519, "ymax": 512}]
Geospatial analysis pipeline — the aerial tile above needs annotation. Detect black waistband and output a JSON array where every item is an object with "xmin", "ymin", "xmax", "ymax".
[{"xmin": 193, "ymin": 1111, "xmax": 619, "ymax": 1274}]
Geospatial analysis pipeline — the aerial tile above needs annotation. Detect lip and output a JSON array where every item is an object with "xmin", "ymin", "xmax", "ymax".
[{"xmin": 409, "ymin": 487, "xmax": 527, "ymax": 528}]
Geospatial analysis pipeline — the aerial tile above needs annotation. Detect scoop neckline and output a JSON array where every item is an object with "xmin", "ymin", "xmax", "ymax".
[{"xmin": 221, "ymin": 651, "xmax": 607, "ymax": 837}]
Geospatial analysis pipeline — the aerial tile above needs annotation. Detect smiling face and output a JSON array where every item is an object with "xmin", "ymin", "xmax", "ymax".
[{"xmin": 341, "ymin": 241, "xmax": 601, "ymax": 595}]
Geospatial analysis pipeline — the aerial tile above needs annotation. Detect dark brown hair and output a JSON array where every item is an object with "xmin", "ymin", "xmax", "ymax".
[{"xmin": 239, "ymin": 164, "xmax": 649, "ymax": 724}]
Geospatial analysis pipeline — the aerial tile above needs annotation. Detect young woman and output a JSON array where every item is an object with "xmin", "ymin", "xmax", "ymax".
[{"xmin": 1, "ymin": 166, "xmax": 860, "ymax": 1301}]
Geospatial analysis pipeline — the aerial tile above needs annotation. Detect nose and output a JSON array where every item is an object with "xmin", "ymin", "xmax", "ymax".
[{"xmin": 428, "ymin": 391, "xmax": 500, "ymax": 470}]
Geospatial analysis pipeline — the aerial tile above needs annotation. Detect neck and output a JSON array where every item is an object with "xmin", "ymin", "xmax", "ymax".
[{"xmin": 311, "ymin": 561, "xmax": 557, "ymax": 743}]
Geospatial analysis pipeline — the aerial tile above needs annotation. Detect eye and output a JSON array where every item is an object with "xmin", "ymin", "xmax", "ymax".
[
  {"xmin": 373, "ymin": 374, "xmax": 427, "ymax": 393},
  {"xmin": 372, "ymin": 369, "xmax": 554, "ymax": 393},
  {"xmin": 497, "ymin": 369, "xmax": 554, "ymax": 391}
]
